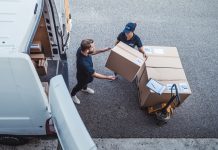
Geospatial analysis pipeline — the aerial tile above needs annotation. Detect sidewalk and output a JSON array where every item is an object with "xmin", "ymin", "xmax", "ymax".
[
  {"xmin": 94, "ymin": 138, "xmax": 218, "ymax": 150},
  {"xmin": 0, "ymin": 138, "xmax": 217, "ymax": 149}
]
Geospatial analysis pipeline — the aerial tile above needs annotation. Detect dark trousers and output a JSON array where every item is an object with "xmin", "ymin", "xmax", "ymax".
[{"xmin": 71, "ymin": 81, "xmax": 88, "ymax": 96}]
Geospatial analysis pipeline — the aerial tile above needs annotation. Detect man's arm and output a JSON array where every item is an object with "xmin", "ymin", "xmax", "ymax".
[
  {"xmin": 138, "ymin": 46, "xmax": 147, "ymax": 59},
  {"xmin": 91, "ymin": 47, "xmax": 111, "ymax": 55},
  {"xmin": 136, "ymin": 36, "xmax": 147, "ymax": 59},
  {"xmin": 92, "ymin": 72, "xmax": 115, "ymax": 80}
]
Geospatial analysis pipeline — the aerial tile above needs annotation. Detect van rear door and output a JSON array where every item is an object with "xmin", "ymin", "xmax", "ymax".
[{"xmin": 49, "ymin": 75, "xmax": 97, "ymax": 150}]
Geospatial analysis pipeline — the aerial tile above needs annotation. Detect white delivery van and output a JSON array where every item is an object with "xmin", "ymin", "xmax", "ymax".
[{"xmin": 0, "ymin": 0, "xmax": 97, "ymax": 149}]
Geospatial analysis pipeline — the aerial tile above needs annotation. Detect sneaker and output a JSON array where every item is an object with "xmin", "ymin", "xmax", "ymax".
[
  {"xmin": 72, "ymin": 95, "xmax": 80, "ymax": 104},
  {"xmin": 81, "ymin": 87, "xmax": 95, "ymax": 94}
]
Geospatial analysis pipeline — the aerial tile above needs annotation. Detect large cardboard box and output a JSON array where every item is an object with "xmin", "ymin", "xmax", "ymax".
[
  {"xmin": 30, "ymin": 53, "xmax": 45, "ymax": 61},
  {"xmin": 143, "ymin": 46, "xmax": 179, "ymax": 57},
  {"xmin": 136, "ymin": 57, "xmax": 184, "ymax": 86},
  {"xmin": 106, "ymin": 42, "xmax": 145, "ymax": 82},
  {"xmin": 138, "ymin": 80, "xmax": 191, "ymax": 107},
  {"xmin": 30, "ymin": 41, "xmax": 42, "ymax": 53},
  {"xmin": 137, "ymin": 67, "xmax": 191, "ymax": 107},
  {"xmin": 36, "ymin": 59, "xmax": 48, "ymax": 76},
  {"xmin": 137, "ymin": 46, "xmax": 191, "ymax": 107}
]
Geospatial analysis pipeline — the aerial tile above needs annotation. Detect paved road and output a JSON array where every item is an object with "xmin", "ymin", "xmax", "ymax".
[
  {"xmin": 68, "ymin": 0, "xmax": 218, "ymax": 138},
  {"xmin": 1, "ymin": 0, "xmax": 218, "ymax": 149}
]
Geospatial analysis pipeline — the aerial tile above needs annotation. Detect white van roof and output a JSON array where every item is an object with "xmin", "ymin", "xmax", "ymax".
[{"xmin": 0, "ymin": 0, "xmax": 43, "ymax": 53}]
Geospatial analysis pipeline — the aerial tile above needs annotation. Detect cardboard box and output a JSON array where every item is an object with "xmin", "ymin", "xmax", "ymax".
[
  {"xmin": 138, "ymin": 80, "xmax": 191, "ymax": 107},
  {"xmin": 36, "ymin": 59, "xmax": 48, "ymax": 76},
  {"xmin": 135, "ymin": 62, "xmax": 146, "ymax": 85},
  {"xmin": 136, "ymin": 57, "xmax": 183, "ymax": 86},
  {"xmin": 105, "ymin": 42, "xmax": 145, "ymax": 82},
  {"xmin": 145, "ymin": 57, "xmax": 183, "ymax": 69},
  {"xmin": 137, "ymin": 67, "xmax": 188, "ymax": 92},
  {"xmin": 137, "ymin": 46, "xmax": 191, "ymax": 107},
  {"xmin": 146, "ymin": 67, "xmax": 187, "ymax": 81},
  {"xmin": 30, "ymin": 41, "xmax": 42, "ymax": 53},
  {"xmin": 30, "ymin": 53, "xmax": 45, "ymax": 61},
  {"xmin": 137, "ymin": 66, "xmax": 191, "ymax": 107},
  {"xmin": 143, "ymin": 46, "xmax": 179, "ymax": 57}
]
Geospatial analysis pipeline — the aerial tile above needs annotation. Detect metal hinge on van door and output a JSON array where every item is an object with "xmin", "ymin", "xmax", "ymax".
[{"xmin": 34, "ymin": 3, "xmax": 38, "ymax": 14}]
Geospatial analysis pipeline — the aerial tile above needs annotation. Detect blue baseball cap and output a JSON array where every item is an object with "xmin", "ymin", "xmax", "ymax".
[{"xmin": 123, "ymin": 22, "xmax": 137, "ymax": 33}]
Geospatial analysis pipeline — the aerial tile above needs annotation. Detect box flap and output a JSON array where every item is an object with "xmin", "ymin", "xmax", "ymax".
[
  {"xmin": 117, "ymin": 42, "xmax": 144, "ymax": 60},
  {"xmin": 112, "ymin": 46, "xmax": 144, "ymax": 67},
  {"xmin": 146, "ymin": 56, "xmax": 183, "ymax": 68},
  {"xmin": 144, "ymin": 46, "xmax": 179, "ymax": 57},
  {"xmin": 147, "ymin": 68, "xmax": 187, "ymax": 81}
]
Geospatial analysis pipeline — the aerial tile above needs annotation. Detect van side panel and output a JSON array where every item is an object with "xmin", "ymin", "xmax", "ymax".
[{"xmin": 0, "ymin": 51, "xmax": 50, "ymax": 135}]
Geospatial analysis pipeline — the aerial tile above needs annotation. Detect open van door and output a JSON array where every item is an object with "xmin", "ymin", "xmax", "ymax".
[{"xmin": 49, "ymin": 75, "xmax": 97, "ymax": 150}]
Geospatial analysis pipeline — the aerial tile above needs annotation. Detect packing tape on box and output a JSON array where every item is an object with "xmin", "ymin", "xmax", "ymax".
[
  {"xmin": 144, "ymin": 47, "xmax": 165, "ymax": 55},
  {"xmin": 166, "ymin": 83, "xmax": 189, "ymax": 93},
  {"xmin": 134, "ymin": 58, "xmax": 144, "ymax": 66}
]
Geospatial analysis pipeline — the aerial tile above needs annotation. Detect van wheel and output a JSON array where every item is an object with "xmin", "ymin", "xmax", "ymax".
[{"xmin": 0, "ymin": 136, "xmax": 29, "ymax": 146}]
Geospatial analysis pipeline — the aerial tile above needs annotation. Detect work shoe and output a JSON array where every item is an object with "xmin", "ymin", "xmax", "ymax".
[
  {"xmin": 82, "ymin": 87, "xmax": 95, "ymax": 94},
  {"xmin": 72, "ymin": 95, "xmax": 80, "ymax": 104}
]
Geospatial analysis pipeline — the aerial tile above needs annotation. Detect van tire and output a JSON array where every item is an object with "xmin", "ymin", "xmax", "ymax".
[{"xmin": 0, "ymin": 136, "xmax": 29, "ymax": 146}]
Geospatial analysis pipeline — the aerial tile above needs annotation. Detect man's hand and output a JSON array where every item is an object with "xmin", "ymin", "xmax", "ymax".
[
  {"xmin": 107, "ymin": 75, "xmax": 116, "ymax": 80},
  {"xmin": 143, "ymin": 53, "xmax": 148, "ymax": 60}
]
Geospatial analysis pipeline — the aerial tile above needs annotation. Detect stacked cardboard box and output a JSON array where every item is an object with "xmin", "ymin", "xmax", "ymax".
[
  {"xmin": 30, "ymin": 54, "xmax": 48, "ymax": 76},
  {"xmin": 37, "ymin": 59, "xmax": 48, "ymax": 76},
  {"xmin": 137, "ymin": 46, "xmax": 191, "ymax": 107},
  {"xmin": 143, "ymin": 46, "xmax": 179, "ymax": 57},
  {"xmin": 106, "ymin": 42, "xmax": 145, "ymax": 82},
  {"xmin": 30, "ymin": 41, "xmax": 42, "ymax": 53}
]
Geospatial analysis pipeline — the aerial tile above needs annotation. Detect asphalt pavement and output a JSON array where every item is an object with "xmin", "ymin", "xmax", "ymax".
[
  {"xmin": 1, "ymin": 0, "xmax": 218, "ymax": 149},
  {"xmin": 67, "ymin": 0, "xmax": 218, "ymax": 138}
]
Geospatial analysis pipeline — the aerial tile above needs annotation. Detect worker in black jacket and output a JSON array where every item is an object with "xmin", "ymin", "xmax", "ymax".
[
  {"xmin": 71, "ymin": 39, "xmax": 115, "ymax": 104},
  {"xmin": 114, "ymin": 22, "xmax": 147, "ymax": 78},
  {"xmin": 116, "ymin": 22, "xmax": 146, "ymax": 56}
]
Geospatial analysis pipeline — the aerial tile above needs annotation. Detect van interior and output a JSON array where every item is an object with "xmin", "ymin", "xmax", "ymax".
[{"xmin": 29, "ymin": 12, "xmax": 69, "ymax": 96}]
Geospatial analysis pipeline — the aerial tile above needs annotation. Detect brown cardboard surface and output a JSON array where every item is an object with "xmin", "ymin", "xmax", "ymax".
[
  {"xmin": 106, "ymin": 42, "xmax": 145, "ymax": 82},
  {"xmin": 33, "ymin": 15, "xmax": 52, "ymax": 57},
  {"xmin": 143, "ymin": 46, "xmax": 179, "ymax": 57},
  {"xmin": 30, "ymin": 41, "xmax": 42, "ymax": 53},
  {"xmin": 36, "ymin": 59, "xmax": 48, "ymax": 76},
  {"xmin": 137, "ymin": 65, "xmax": 191, "ymax": 107},
  {"xmin": 136, "ymin": 47, "xmax": 191, "ymax": 107},
  {"xmin": 136, "ymin": 54, "xmax": 183, "ymax": 86},
  {"xmin": 146, "ymin": 57, "xmax": 183, "ymax": 68},
  {"xmin": 140, "ymin": 80, "xmax": 191, "ymax": 107},
  {"xmin": 30, "ymin": 53, "xmax": 45, "ymax": 61},
  {"xmin": 138, "ymin": 66, "xmax": 148, "ymax": 89},
  {"xmin": 138, "ymin": 84, "xmax": 150, "ymax": 107},
  {"xmin": 117, "ymin": 42, "xmax": 144, "ymax": 59},
  {"xmin": 147, "ymin": 68, "xmax": 187, "ymax": 81},
  {"xmin": 135, "ymin": 62, "xmax": 146, "ymax": 85}
]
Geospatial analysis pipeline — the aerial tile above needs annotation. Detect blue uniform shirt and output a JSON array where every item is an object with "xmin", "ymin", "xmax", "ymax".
[
  {"xmin": 76, "ymin": 47, "xmax": 95, "ymax": 83},
  {"xmin": 117, "ymin": 32, "xmax": 143, "ymax": 48}
]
